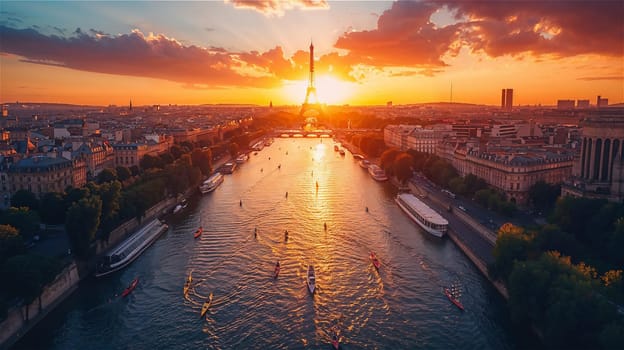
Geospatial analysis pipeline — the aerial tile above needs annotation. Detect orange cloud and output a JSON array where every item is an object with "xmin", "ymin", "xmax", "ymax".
[
  {"xmin": 225, "ymin": 0, "xmax": 328, "ymax": 16},
  {"xmin": 334, "ymin": 1, "xmax": 461, "ymax": 68},
  {"xmin": 0, "ymin": 26, "xmax": 281, "ymax": 88}
]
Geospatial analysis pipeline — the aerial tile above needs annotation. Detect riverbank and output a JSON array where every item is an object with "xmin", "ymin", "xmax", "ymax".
[{"xmin": 1, "ymin": 154, "xmax": 233, "ymax": 349}]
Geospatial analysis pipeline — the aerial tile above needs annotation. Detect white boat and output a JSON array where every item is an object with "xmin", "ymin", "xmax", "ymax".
[
  {"xmin": 307, "ymin": 265, "xmax": 316, "ymax": 294},
  {"xmin": 172, "ymin": 198, "xmax": 187, "ymax": 214},
  {"xmin": 235, "ymin": 154, "xmax": 249, "ymax": 164},
  {"xmin": 359, "ymin": 159, "xmax": 370, "ymax": 169},
  {"xmin": 96, "ymin": 219, "xmax": 169, "ymax": 277},
  {"xmin": 395, "ymin": 193, "xmax": 448, "ymax": 238},
  {"xmin": 368, "ymin": 164, "xmax": 388, "ymax": 181},
  {"xmin": 199, "ymin": 172, "xmax": 224, "ymax": 194}
]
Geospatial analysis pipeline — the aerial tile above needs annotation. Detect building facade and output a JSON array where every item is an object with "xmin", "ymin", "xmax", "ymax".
[
  {"xmin": 8, "ymin": 156, "xmax": 74, "ymax": 198},
  {"xmin": 438, "ymin": 141, "xmax": 574, "ymax": 204},
  {"xmin": 562, "ymin": 108, "xmax": 624, "ymax": 201}
]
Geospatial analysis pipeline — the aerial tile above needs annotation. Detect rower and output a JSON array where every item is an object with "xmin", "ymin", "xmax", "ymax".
[
  {"xmin": 366, "ymin": 206, "xmax": 369, "ymax": 212},
  {"xmin": 240, "ymin": 199, "xmax": 243, "ymax": 207},
  {"xmin": 284, "ymin": 230, "xmax": 289, "ymax": 241},
  {"xmin": 324, "ymin": 222, "xmax": 327, "ymax": 231},
  {"xmin": 254, "ymin": 227, "xmax": 257, "ymax": 238},
  {"xmin": 285, "ymin": 191, "xmax": 288, "ymax": 198}
]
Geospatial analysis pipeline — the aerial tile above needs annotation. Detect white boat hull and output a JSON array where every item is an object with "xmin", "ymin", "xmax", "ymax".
[{"xmin": 395, "ymin": 197, "xmax": 445, "ymax": 238}]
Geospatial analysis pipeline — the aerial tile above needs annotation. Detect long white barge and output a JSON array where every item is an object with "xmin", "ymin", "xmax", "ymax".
[
  {"xmin": 96, "ymin": 219, "xmax": 169, "ymax": 277},
  {"xmin": 395, "ymin": 193, "xmax": 448, "ymax": 238}
]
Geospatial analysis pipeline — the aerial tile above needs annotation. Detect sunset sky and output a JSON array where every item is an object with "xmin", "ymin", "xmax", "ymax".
[{"xmin": 1, "ymin": 1, "xmax": 622, "ymax": 106}]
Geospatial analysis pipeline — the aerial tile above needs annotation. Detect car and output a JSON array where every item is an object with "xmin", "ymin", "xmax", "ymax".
[{"xmin": 458, "ymin": 206, "xmax": 467, "ymax": 212}]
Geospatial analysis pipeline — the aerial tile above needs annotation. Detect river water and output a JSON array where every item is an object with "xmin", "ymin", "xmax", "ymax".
[{"xmin": 15, "ymin": 138, "xmax": 522, "ymax": 349}]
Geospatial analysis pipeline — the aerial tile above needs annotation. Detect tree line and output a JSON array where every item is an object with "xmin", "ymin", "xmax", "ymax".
[{"xmin": 490, "ymin": 197, "xmax": 624, "ymax": 349}]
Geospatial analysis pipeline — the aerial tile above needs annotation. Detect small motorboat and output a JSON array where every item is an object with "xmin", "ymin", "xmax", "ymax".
[
  {"xmin": 274, "ymin": 261, "xmax": 281, "ymax": 279},
  {"xmin": 307, "ymin": 265, "xmax": 316, "ymax": 294},
  {"xmin": 370, "ymin": 252, "xmax": 381, "ymax": 270},
  {"xmin": 194, "ymin": 226, "xmax": 203, "ymax": 239},
  {"xmin": 121, "ymin": 277, "xmax": 139, "ymax": 297},
  {"xmin": 200, "ymin": 292, "xmax": 213, "ymax": 318},
  {"xmin": 444, "ymin": 287, "xmax": 464, "ymax": 311}
]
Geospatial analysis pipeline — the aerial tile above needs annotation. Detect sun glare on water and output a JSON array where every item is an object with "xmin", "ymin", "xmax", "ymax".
[{"xmin": 282, "ymin": 75, "xmax": 354, "ymax": 105}]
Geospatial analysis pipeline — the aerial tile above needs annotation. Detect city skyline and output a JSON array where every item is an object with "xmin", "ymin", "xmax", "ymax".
[{"xmin": 0, "ymin": 0, "xmax": 622, "ymax": 106}]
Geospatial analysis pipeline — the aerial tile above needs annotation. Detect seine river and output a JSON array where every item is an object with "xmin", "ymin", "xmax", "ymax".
[{"xmin": 15, "ymin": 138, "xmax": 526, "ymax": 349}]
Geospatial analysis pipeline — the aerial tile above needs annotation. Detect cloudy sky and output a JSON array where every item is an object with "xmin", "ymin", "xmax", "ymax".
[{"xmin": 0, "ymin": 0, "xmax": 622, "ymax": 106}]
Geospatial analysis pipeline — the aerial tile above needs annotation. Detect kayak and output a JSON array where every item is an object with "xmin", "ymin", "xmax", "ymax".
[
  {"xmin": 274, "ymin": 262, "xmax": 281, "ymax": 279},
  {"xmin": 370, "ymin": 252, "xmax": 381, "ymax": 270},
  {"xmin": 200, "ymin": 292, "xmax": 213, "ymax": 318},
  {"xmin": 194, "ymin": 226, "xmax": 203, "ymax": 239},
  {"xmin": 121, "ymin": 277, "xmax": 139, "ymax": 297}
]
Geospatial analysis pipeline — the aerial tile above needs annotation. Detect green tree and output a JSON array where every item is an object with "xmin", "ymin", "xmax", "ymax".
[
  {"xmin": 65, "ymin": 195, "xmax": 102, "ymax": 259},
  {"xmin": 491, "ymin": 223, "xmax": 531, "ymax": 281},
  {"xmin": 97, "ymin": 168, "xmax": 117, "ymax": 184},
  {"xmin": 115, "ymin": 166, "xmax": 132, "ymax": 182},
  {"xmin": 39, "ymin": 192, "xmax": 67, "ymax": 224},
  {"xmin": 1, "ymin": 254, "xmax": 61, "ymax": 304},
  {"xmin": 159, "ymin": 152, "xmax": 174, "ymax": 166},
  {"xmin": 140, "ymin": 154, "xmax": 163, "ymax": 170},
  {"xmin": 0, "ymin": 224, "xmax": 24, "ymax": 264},
  {"xmin": 528, "ymin": 181, "xmax": 561, "ymax": 214},
  {"xmin": 97, "ymin": 181, "xmax": 122, "ymax": 235},
  {"xmin": 0, "ymin": 207, "xmax": 40, "ymax": 240},
  {"xmin": 10, "ymin": 190, "xmax": 38, "ymax": 211}
]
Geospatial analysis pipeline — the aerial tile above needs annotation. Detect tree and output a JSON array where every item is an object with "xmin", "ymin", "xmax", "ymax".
[
  {"xmin": 0, "ymin": 224, "xmax": 23, "ymax": 264},
  {"xmin": 491, "ymin": 223, "xmax": 531, "ymax": 281},
  {"xmin": 2, "ymin": 254, "xmax": 61, "ymax": 304},
  {"xmin": 97, "ymin": 168, "xmax": 117, "ymax": 184},
  {"xmin": 393, "ymin": 152, "xmax": 414, "ymax": 184},
  {"xmin": 97, "ymin": 181, "xmax": 122, "ymax": 235},
  {"xmin": 115, "ymin": 166, "xmax": 132, "ymax": 182},
  {"xmin": 39, "ymin": 192, "xmax": 67, "ymax": 224},
  {"xmin": 65, "ymin": 195, "xmax": 102, "ymax": 259},
  {"xmin": 64, "ymin": 187, "xmax": 90, "ymax": 208},
  {"xmin": 10, "ymin": 190, "xmax": 38, "ymax": 211},
  {"xmin": 228, "ymin": 142, "xmax": 239, "ymax": 158},
  {"xmin": 0, "ymin": 207, "xmax": 40, "ymax": 240},
  {"xmin": 380, "ymin": 148, "xmax": 400, "ymax": 175},
  {"xmin": 191, "ymin": 148, "xmax": 212, "ymax": 175},
  {"xmin": 140, "ymin": 154, "xmax": 163, "ymax": 170},
  {"xmin": 129, "ymin": 165, "xmax": 140, "ymax": 177},
  {"xmin": 159, "ymin": 152, "xmax": 174, "ymax": 166},
  {"xmin": 528, "ymin": 181, "xmax": 561, "ymax": 215},
  {"xmin": 170, "ymin": 144, "xmax": 184, "ymax": 160}
]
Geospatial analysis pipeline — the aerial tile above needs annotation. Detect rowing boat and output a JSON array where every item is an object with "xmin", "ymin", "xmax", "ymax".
[
  {"xmin": 307, "ymin": 265, "xmax": 316, "ymax": 294},
  {"xmin": 370, "ymin": 252, "xmax": 381, "ymax": 270},
  {"xmin": 444, "ymin": 287, "xmax": 464, "ymax": 311},
  {"xmin": 183, "ymin": 272, "xmax": 192, "ymax": 295},
  {"xmin": 200, "ymin": 293, "xmax": 213, "ymax": 318}
]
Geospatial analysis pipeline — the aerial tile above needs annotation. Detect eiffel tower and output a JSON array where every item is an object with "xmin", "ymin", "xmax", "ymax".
[{"xmin": 300, "ymin": 41, "xmax": 323, "ymax": 117}]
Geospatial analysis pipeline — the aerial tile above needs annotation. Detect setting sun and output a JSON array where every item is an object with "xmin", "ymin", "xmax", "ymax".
[{"xmin": 282, "ymin": 75, "xmax": 355, "ymax": 105}]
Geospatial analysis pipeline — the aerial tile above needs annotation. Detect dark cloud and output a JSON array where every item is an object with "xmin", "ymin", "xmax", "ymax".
[
  {"xmin": 226, "ymin": 0, "xmax": 328, "ymax": 16},
  {"xmin": 444, "ymin": 0, "xmax": 624, "ymax": 57}
]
